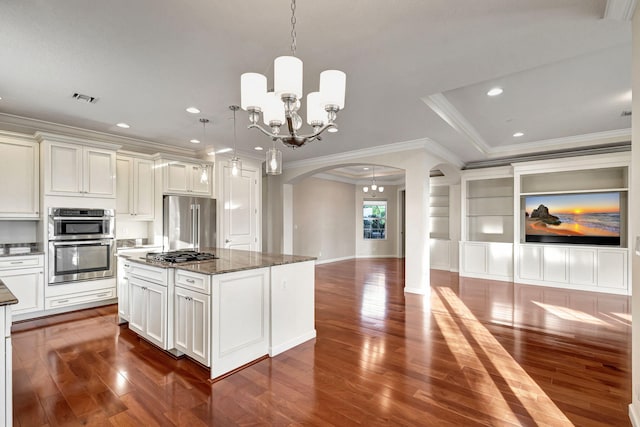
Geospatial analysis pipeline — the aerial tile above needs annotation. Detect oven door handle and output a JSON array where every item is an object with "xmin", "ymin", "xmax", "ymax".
[
  {"xmin": 51, "ymin": 240, "xmax": 112, "ymax": 246},
  {"xmin": 51, "ymin": 216, "xmax": 110, "ymax": 221}
]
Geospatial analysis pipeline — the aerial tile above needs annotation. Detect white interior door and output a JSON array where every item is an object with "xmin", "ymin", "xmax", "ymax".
[{"xmin": 222, "ymin": 165, "xmax": 258, "ymax": 251}]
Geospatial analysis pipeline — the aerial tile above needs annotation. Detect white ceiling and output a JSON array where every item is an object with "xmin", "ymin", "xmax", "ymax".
[{"xmin": 0, "ymin": 0, "xmax": 633, "ymax": 167}]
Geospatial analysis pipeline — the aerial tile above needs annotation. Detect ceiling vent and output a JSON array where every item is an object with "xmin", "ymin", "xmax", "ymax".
[
  {"xmin": 621, "ymin": 110, "xmax": 632, "ymax": 117},
  {"xmin": 72, "ymin": 92, "xmax": 98, "ymax": 104}
]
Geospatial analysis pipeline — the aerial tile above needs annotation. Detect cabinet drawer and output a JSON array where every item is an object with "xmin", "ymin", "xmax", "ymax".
[
  {"xmin": 175, "ymin": 270, "xmax": 210, "ymax": 294},
  {"xmin": 129, "ymin": 263, "xmax": 168, "ymax": 286},
  {"xmin": 0, "ymin": 256, "xmax": 42, "ymax": 269},
  {"xmin": 46, "ymin": 288, "xmax": 115, "ymax": 309}
]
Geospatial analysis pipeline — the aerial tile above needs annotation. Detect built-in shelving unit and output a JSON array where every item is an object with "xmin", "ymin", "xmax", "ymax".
[{"xmin": 429, "ymin": 185, "xmax": 450, "ymax": 240}]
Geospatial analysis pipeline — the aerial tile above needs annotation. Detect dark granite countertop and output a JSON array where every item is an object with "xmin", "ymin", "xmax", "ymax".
[
  {"xmin": 121, "ymin": 247, "xmax": 316, "ymax": 275},
  {"xmin": 0, "ymin": 280, "xmax": 18, "ymax": 306},
  {"xmin": 0, "ymin": 250, "xmax": 45, "ymax": 257},
  {"xmin": 0, "ymin": 242, "xmax": 44, "ymax": 257}
]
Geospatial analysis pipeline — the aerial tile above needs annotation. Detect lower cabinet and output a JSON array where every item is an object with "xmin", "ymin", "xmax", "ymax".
[
  {"xmin": 174, "ymin": 286, "xmax": 210, "ymax": 366},
  {"xmin": 0, "ymin": 304, "xmax": 12, "ymax": 427},
  {"xmin": 129, "ymin": 277, "xmax": 167, "ymax": 349},
  {"xmin": 210, "ymin": 268, "xmax": 270, "ymax": 379},
  {"xmin": 0, "ymin": 255, "xmax": 44, "ymax": 318}
]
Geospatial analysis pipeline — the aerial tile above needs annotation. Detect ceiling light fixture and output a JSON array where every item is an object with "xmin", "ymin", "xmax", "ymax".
[
  {"xmin": 228, "ymin": 105, "xmax": 242, "ymax": 177},
  {"xmin": 186, "ymin": 107, "xmax": 201, "ymax": 114},
  {"xmin": 487, "ymin": 87, "xmax": 503, "ymax": 97},
  {"xmin": 116, "ymin": 122, "xmax": 130, "ymax": 129},
  {"xmin": 198, "ymin": 118, "xmax": 211, "ymax": 183},
  {"xmin": 363, "ymin": 166, "xmax": 384, "ymax": 197},
  {"xmin": 240, "ymin": 0, "xmax": 346, "ymax": 151},
  {"xmin": 190, "ymin": 139, "xmax": 200, "ymax": 144},
  {"xmin": 513, "ymin": 132, "xmax": 524, "ymax": 137},
  {"xmin": 254, "ymin": 146, "xmax": 264, "ymax": 151}
]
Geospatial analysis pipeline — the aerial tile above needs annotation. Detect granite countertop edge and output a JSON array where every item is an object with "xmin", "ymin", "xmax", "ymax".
[
  {"xmin": 0, "ymin": 280, "xmax": 18, "ymax": 306},
  {"xmin": 0, "ymin": 250, "xmax": 45, "ymax": 258},
  {"xmin": 120, "ymin": 248, "xmax": 316, "ymax": 276}
]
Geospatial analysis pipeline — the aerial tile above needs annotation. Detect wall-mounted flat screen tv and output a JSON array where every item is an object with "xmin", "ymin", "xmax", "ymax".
[{"xmin": 524, "ymin": 192, "xmax": 620, "ymax": 246}]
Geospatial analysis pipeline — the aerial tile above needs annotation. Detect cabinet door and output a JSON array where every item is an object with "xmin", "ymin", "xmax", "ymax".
[
  {"xmin": 84, "ymin": 147, "xmax": 116, "ymax": 197},
  {"xmin": 116, "ymin": 156, "xmax": 133, "ymax": 216},
  {"xmin": 47, "ymin": 142, "xmax": 83, "ymax": 195},
  {"xmin": 174, "ymin": 289, "xmax": 190, "ymax": 354},
  {"xmin": 0, "ymin": 139, "xmax": 39, "ymax": 218},
  {"xmin": 144, "ymin": 281, "xmax": 166, "ymax": 348},
  {"xmin": 221, "ymin": 165, "xmax": 258, "ymax": 250},
  {"xmin": 134, "ymin": 159, "xmax": 155, "ymax": 219},
  {"xmin": 189, "ymin": 290, "xmax": 210, "ymax": 366},
  {"xmin": 190, "ymin": 164, "xmax": 212, "ymax": 196},
  {"xmin": 128, "ymin": 278, "xmax": 146, "ymax": 335},
  {"xmin": 0, "ymin": 268, "xmax": 44, "ymax": 315},
  {"xmin": 165, "ymin": 162, "xmax": 189, "ymax": 194},
  {"xmin": 118, "ymin": 276, "xmax": 130, "ymax": 320}
]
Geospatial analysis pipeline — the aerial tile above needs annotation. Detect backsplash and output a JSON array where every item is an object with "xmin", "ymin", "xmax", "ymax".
[{"xmin": 0, "ymin": 221, "xmax": 38, "ymax": 244}]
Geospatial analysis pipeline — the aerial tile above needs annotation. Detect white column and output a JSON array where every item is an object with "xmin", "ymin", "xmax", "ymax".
[
  {"xmin": 629, "ymin": 7, "xmax": 640, "ymax": 425},
  {"xmin": 283, "ymin": 183, "xmax": 293, "ymax": 254},
  {"xmin": 404, "ymin": 156, "xmax": 430, "ymax": 294}
]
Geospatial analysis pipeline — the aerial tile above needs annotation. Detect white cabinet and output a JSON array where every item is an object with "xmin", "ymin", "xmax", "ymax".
[
  {"xmin": 459, "ymin": 241, "xmax": 512, "ymax": 281},
  {"xmin": 127, "ymin": 262, "xmax": 170, "ymax": 349},
  {"xmin": 210, "ymin": 267, "xmax": 269, "ymax": 379},
  {"xmin": 43, "ymin": 140, "xmax": 116, "ymax": 198},
  {"xmin": 117, "ymin": 258, "xmax": 132, "ymax": 321},
  {"xmin": 0, "ymin": 304, "xmax": 13, "ymax": 427},
  {"xmin": 163, "ymin": 160, "xmax": 212, "ymax": 196},
  {"xmin": 174, "ymin": 285, "xmax": 210, "ymax": 366},
  {"xmin": 597, "ymin": 249, "xmax": 627, "ymax": 289},
  {"xmin": 0, "ymin": 255, "xmax": 44, "ymax": 318},
  {"xmin": 0, "ymin": 135, "xmax": 39, "ymax": 218},
  {"xmin": 116, "ymin": 154, "xmax": 154, "ymax": 219},
  {"xmin": 129, "ymin": 277, "xmax": 167, "ymax": 349},
  {"xmin": 270, "ymin": 261, "xmax": 315, "ymax": 357}
]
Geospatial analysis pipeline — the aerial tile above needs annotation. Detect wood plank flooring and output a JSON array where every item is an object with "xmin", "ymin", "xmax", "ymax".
[{"xmin": 11, "ymin": 259, "xmax": 631, "ymax": 426}]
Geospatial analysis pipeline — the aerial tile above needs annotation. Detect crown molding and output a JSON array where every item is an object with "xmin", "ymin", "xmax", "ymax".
[
  {"xmin": 421, "ymin": 93, "xmax": 491, "ymax": 155},
  {"xmin": 313, "ymin": 173, "xmax": 359, "ymax": 185},
  {"xmin": 486, "ymin": 128, "xmax": 631, "ymax": 158},
  {"xmin": 423, "ymin": 137, "xmax": 466, "ymax": 168},
  {"xmin": 604, "ymin": 0, "xmax": 638, "ymax": 20},
  {"xmin": 0, "ymin": 112, "xmax": 195, "ymax": 157}
]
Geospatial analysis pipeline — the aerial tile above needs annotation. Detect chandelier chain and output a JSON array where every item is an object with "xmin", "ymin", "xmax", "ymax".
[{"xmin": 290, "ymin": 0, "xmax": 297, "ymax": 56}]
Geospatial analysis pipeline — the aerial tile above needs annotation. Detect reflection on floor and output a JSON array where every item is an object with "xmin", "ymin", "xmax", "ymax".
[{"xmin": 10, "ymin": 259, "xmax": 631, "ymax": 426}]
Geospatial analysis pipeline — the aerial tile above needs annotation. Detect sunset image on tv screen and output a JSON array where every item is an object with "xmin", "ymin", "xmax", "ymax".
[{"xmin": 524, "ymin": 192, "xmax": 620, "ymax": 237}]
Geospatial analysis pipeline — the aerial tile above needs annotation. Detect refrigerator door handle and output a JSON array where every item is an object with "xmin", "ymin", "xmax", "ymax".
[{"xmin": 193, "ymin": 204, "xmax": 200, "ymax": 250}]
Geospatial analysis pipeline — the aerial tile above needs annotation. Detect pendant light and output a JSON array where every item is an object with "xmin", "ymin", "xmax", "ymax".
[
  {"xmin": 363, "ymin": 166, "xmax": 384, "ymax": 197},
  {"xmin": 266, "ymin": 141, "xmax": 282, "ymax": 175},
  {"xmin": 199, "ymin": 118, "xmax": 210, "ymax": 184},
  {"xmin": 228, "ymin": 105, "xmax": 242, "ymax": 177}
]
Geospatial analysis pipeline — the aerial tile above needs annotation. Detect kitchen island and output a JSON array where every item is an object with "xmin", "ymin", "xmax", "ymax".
[
  {"xmin": 118, "ymin": 248, "xmax": 316, "ymax": 380},
  {"xmin": 0, "ymin": 280, "xmax": 18, "ymax": 426}
]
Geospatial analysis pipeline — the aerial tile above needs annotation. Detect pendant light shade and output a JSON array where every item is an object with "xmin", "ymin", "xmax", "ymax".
[
  {"xmin": 241, "ymin": 73, "xmax": 267, "ymax": 111},
  {"xmin": 320, "ymin": 70, "xmax": 346, "ymax": 109},
  {"xmin": 263, "ymin": 92, "xmax": 285, "ymax": 126},
  {"xmin": 306, "ymin": 92, "xmax": 325, "ymax": 126},
  {"xmin": 274, "ymin": 56, "xmax": 303, "ymax": 98},
  {"xmin": 266, "ymin": 146, "xmax": 282, "ymax": 175},
  {"xmin": 228, "ymin": 105, "xmax": 242, "ymax": 177}
]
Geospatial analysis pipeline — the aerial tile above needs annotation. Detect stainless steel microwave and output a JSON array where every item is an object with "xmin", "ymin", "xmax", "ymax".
[{"xmin": 48, "ymin": 208, "xmax": 115, "ymax": 241}]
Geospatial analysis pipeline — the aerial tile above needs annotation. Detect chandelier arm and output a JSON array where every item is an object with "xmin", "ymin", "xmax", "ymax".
[
  {"xmin": 293, "ymin": 123, "xmax": 336, "ymax": 139},
  {"xmin": 248, "ymin": 123, "xmax": 280, "ymax": 138}
]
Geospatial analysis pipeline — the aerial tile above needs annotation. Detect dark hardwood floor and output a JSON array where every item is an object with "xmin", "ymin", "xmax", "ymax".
[{"xmin": 12, "ymin": 259, "xmax": 631, "ymax": 426}]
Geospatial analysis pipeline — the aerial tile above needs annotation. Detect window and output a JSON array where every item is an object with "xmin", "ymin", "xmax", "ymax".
[{"xmin": 363, "ymin": 200, "xmax": 386, "ymax": 239}]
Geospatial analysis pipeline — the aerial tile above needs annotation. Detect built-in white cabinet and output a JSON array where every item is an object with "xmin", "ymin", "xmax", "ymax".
[
  {"xmin": 174, "ymin": 282, "xmax": 210, "ymax": 366},
  {"xmin": 210, "ymin": 267, "xmax": 269, "ymax": 379},
  {"xmin": 0, "ymin": 255, "xmax": 44, "ymax": 318},
  {"xmin": 128, "ymin": 263, "xmax": 170, "ymax": 349},
  {"xmin": 0, "ymin": 134, "xmax": 39, "ymax": 218},
  {"xmin": 41, "ymin": 138, "xmax": 117, "ymax": 198},
  {"xmin": 0, "ymin": 304, "xmax": 13, "ymax": 427},
  {"xmin": 163, "ymin": 160, "xmax": 213, "ymax": 196},
  {"xmin": 116, "ymin": 154, "xmax": 154, "ymax": 219},
  {"xmin": 117, "ymin": 258, "xmax": 132, "ymax": 321}
]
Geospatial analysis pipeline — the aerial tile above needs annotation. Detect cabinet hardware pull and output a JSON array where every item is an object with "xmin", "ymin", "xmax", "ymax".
[
  {"xmin": 96, "ymin": 293, "xmax": 108, "ymax": 297},
  {"xmin": 10, "ymin": 261, "xmax": 23, "ymax": 265},
  {"xmin": 186, "ymin": 278, "xmax": 195, "ymax": 283},
  {"xmin": 57, "ymin": 299, "xmax": 69, "ymax": 304},
  {"xmin": 124, "ymin": 264, "xmax": 130, "ymax": 268}
]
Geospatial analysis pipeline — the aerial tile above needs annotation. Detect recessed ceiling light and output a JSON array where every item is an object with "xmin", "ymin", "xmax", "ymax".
[
  {"xmin": 190, "ymin": 139, "xmax": 201, "ymax": 144},
  {"xmin": 363, "ymin": 167, "xmax": 370, "ymax": 170},
  {"xmin": 217, "ymin": 148, "xmax": 233, "ymax": 154},
  {"xmin": 254, "ymin": 146, "xmax": 264, "ymax": 151},
  {"xmin": 513, "ymin": 132, "xmax": 524, "ymax": 137},
  {"xmin": 186, "ymin": 107, "xmax": 200, "ymax": 114},
  {"xmin": 116, "ymin": 123, "xmax": 130, "ymax": 129},
  {"xmin": 487, "ymin": 87, "xmax": 503, "ymax": 97}
]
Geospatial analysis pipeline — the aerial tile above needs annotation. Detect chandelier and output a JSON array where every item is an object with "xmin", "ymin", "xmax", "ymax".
[
  {"xmin": 363, "ymin": 166, "xmax": 384, "ymax": 197},
  {"xmin": 240, "ymin": 0, "xmax": 346, "ymax": 175}
]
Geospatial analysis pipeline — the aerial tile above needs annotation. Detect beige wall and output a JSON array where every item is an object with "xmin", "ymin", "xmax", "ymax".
[
  {"xmin": 292, "ymin": 177, "xmax": 356, "ymax": 261},
  {"xmin": 356, "ymin": 185, "xmax": 399, "ymax": 258},
  {"xmin": 631, "ymin": 6, "xmax": 640, "ymax": 423}
]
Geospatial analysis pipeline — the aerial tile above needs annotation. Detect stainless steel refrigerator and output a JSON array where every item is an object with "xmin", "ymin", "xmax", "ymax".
[{"xmin": 163, "ymin": 195, "xmax": 216, "ymax": 251}]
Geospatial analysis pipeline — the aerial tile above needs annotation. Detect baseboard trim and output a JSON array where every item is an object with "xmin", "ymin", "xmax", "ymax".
[
  {"xmin": 629, "ymin": 404, "xmax": 640, "ymax": 427},
  {"xmin": 355, "ymin": 254, "xmax": 399, "ymax": 259},
  {"xmin": 315, "ymin": 256, "xmax": 355, "ymax": 265},
  {"xmin": 269, "ymin": 330, "xmax": 317, "ymax": 357},
  {"xmin": 404, "ymin": 286, "xmax": 426, "ymax": 295}
]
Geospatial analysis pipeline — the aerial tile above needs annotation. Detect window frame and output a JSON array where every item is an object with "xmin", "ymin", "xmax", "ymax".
[{"xmin": 363, "ymin": 200, "xmax": 387, "ymax": 240}]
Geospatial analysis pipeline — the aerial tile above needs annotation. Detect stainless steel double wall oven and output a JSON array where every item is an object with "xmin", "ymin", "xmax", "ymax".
[{"xmin": 48, "ymin": 208, "xmax": 115, "ymax": 284}]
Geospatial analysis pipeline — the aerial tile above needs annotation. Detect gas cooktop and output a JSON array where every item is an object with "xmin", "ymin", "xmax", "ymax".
[{"xmin": 145, "ymin": 250, "xmax": 218, "ymax": 263}]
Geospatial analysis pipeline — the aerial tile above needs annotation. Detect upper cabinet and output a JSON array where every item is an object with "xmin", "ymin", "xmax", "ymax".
[
  {"xmin": 39, "ymin": 135, "xmax": 117, "ymax": 198},
  {"xmin": 116, "ymin": 153, "xmax": 154, "ymax": 220},
  {"xmin": 0, "ymin": 133, "xmax": 39, "ymax": 218},
  {"xmin": 159, "ymin": 158, "xmax": 213, "ymax": 197}
]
